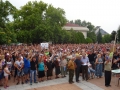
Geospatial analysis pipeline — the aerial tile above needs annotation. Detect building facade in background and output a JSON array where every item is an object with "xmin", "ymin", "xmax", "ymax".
[{"xmin": 63, "ymin": 23, "xmax": 89, "ymax": 38}]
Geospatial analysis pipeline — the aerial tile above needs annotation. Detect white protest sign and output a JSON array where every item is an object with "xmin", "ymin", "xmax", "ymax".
[{"xmin": 40, "ymin": 43, "xmax": 49, "ymax": 49}]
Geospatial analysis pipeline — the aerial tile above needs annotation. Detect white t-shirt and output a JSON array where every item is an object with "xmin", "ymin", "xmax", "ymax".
[
  {"xmin": 15, "ymin": 60, "xmax": 24, "ymax": 68},
  {"xmin": 6, "ymin": 61, "xmax": 12, "ymax": 69}
]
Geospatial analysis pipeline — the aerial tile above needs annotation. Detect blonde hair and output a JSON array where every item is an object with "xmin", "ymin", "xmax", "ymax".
[{"xmin": 97, "ymin": 54, "xmax": 101, "ymax": 58}]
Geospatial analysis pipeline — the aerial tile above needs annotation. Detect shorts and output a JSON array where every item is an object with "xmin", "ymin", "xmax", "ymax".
[
  {"xmin": 0, "ymin": 71, "xmax": 4, "ymax": 80},
  {"xmin": 24, "ymin": 68, "xmax": 30, "ymax": 75},
  {"xmin": 17, "ymin": 69, "xmax": 24, "ymax": 77}
]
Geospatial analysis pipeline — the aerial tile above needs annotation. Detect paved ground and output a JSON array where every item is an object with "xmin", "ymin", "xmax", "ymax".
[
  {"xmin": 28, "ymin": 83, "xmax": 82, "ymax": 90},
  {"xmin": 0, "ymin": 75, "xmax": 120, "ymax": 90},
  {"xmin": 89, "ymin": 76, "xmax": 120, "ymax": 90},
  {"xmin": 0, "ymin": 76, "xmax": 104, "ymax": 90}
]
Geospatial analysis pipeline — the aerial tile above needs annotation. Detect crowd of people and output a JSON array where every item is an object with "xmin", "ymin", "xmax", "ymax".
[{"xmin": 0, "ymin": 44, "xmax": 120, "ymax": 89}]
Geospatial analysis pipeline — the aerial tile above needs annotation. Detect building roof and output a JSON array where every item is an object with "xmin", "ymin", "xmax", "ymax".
[
  {"xmin": 100, "ymin": 29, "xmax": 108, "ymax": 35},
  {"xmin": 65, "ymin": 23, "xmax": 80, "ymax": 27},
  {"xmin": 95, "ymin": 27, "xmax": 109, "ymax": 35},
  {"xmin": 63, "ymin": 23, "xmax": 89, "ymax": 31}
]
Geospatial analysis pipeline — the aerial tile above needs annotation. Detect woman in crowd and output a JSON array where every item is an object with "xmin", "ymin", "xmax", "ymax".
[
  {"xmin": 14, "ymin": 55, "xmax": 24, "ymax": 85},
  {"xmin": 38, "ymin": 56, "xmax": 45, "ymax": 82},
  {"xmin": 3, "ymin": 64, "xmax": 11, "ymax": 89},
  {"xmin": 6, "ymin": 55, "xmax": 13, "ymax": 80},
  {"xmin": 60, "ymin": 55, "xmax": 67, "ymax": 78},
  {"xmin": 0, "ymin": 58, "xmax": 3, "ymax": 86},
  {"xmin": 30, "ymin": 56, "xmax": 38, "ymax": 85},
  {"xmin": 46, "ymin": 55, "xmax": 54, "ymax": 80},
  {"xmin": 54, "ymin": 57, "xmax": 61, "ymax": 78},
  {"xmin": 95, "ymin": 54, "xmax": 103, "ymax": 78}
]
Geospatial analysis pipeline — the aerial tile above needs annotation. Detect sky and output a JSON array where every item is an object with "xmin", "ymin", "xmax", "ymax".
[{"xmin": 8, "ymin": 0, "xmax": 120, "ymax": 33}]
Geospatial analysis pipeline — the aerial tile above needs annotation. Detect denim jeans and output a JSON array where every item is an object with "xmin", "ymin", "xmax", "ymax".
[
  {"xmin": 30, "ymin": 70, "xmax": 37, "ymax": 84},
  {"xmin": 88, "ymin": 68, "xmax": 95, "ymax": 75},
  {"xmin": 95, "ymin": 64, "xmax": 102, "ymax": 77}
]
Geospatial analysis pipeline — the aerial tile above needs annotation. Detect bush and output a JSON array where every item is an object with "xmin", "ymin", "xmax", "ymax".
[{"xmin": 86, "ymin": 37, "xmax": 93, "ymax": 43}]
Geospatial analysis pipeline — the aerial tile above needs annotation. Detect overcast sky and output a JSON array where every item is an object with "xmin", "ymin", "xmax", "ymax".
[{"xmin": 8, "ymin": 0, "xmax": 120, "ymax": 33}]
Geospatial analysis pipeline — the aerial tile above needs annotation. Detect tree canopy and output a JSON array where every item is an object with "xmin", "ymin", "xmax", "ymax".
[{"xmin": 0, "ymin": 0, "xmax": 118, "ymax": 45}]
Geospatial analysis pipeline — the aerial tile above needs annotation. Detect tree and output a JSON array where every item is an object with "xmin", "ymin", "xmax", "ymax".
[
  {"xmin": 0, "ymin": 0, "xmax": 17, "ymax": 44},
  {"xmin": 102, "ymin": 37, "xmax": 105, "ymax": 43},
  {"xmin": 86, "ymin": 22, "xmax": 95, "ymax": 31},
  {"xmin": 111, "ymin": 30, "xmax": 116, "ymax": 41},
  {"xmin": 0, "ymin": 0, "xmax": 16, "ymax": 29},
  {"xmin": 86, "ymin": 37, "xmax": 93, "ymax": 43},
  {"xmin": 69, "ymin": 20, "xmax": 74, "ymax": 24},
  {"xmin": 103, "ymin": 34, "xmax": 111, "ymax": 43},
  {"xmin": 12, "ymin": 1, "xmax": 67, "ymax": 43},
  {"xmin": 117, "ymin": 25, "xmax": 120, "ymax": 42},
  {"xmin": 81, "ymin": 20, "xmax": 87, "ymax": 27},
  {"xmin": 87, "ymin": 31, "xmax": 97, "ymax": 43},
  {"xmin": 74, "ymin": 19, "xmax": 81, "ymax": 26},
  {"xmin": 97, "ymin": 29, "xmax": 102, "ymax": 43},
  {"xmin": 13, "ymin": 1, "xmax": 47, "ymax": 31}
]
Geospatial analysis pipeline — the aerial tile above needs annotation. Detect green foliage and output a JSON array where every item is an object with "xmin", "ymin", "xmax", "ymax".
[
  {"xmin": 0, "ymin": 0, "xmax": 16, "ymax": 29},
  {"xmin": 117, "ymin": 26, "xmax": 120, "ymax": 42},
  {"xmin": 86, "ymin": 37, "xmax": 93, "ymax": 43},
  {"xmin": 0, "ymin": 32, "xmax": 7, "ymax": 44},
  {"xmin": 103, "ymin": 34, "xmax": 111, "ymax": 43},
  {"xmin": 1, "ymin": 0, "xmax": 117, "ymax": 44},
  {"xmin": 111, "ymin": 30, "xmax": 116, "ymax": 41},
  {"xmin": 102, "ymin": 37, "xmax": 105, "ymax": 43},
  {"xmin": 0, "ymin": 0, "xmax": 17, "ymax": 45},
  {"xmin": 75, "ymin": 19, "xmax": 81, "ymax": 26},
  {"xmin": 97, "ymin": 30, "xmax": 102, "ymax": 43},
  {"xmin": 87, "ymin": 31, "xmax": 97, "ymax": 43}
]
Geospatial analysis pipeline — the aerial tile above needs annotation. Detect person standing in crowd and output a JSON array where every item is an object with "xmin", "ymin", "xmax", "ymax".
[
  {"xmin": 54, "ymin": 57, "xmax": 61, "ymax": 79},
  {"xmin": 6, "ymin": 56, "xmax": 13, "ymax": 80},
  {"xmin": 38, "ymin": 56, "xmax": 45, "ymax": 82},
  {"xmin": 60, "ymin": 55, "xmax": 67, "ymax": 78},
  {"xmin": 23, "ymin": 54, "xmax": 30, "ymax": 83},
  {"xmin": 88, "ymin": 50, "xmax": 96, "ymax": 69},
  {"xmin": 81, "ymin": 52, "xmax": 89, "ymax": 81},
  {"xmin": 112, "ymin": 52, "xmax": 119, "ymax": 70},
  {"xmin": 0, "ymin": 58, "xmax": 3, "ymax": 86},
  {"xmin": 30, "ymin": 56, "xmax": 38, "ymax": 85},
  {"xmin": 104, "ymin": 52, "xmax": 112, "ymax": 87},
  {"xmin": 3, "ymin": 64, "xmax": 11, "ymax": 89},
  {"xmin": 68, "ymin": 56, "xmax": 75, "ymax": 84},
  {"xmin": 14, "ymin": 56, "xmax": 24, "ymax": 85},
  {"xmin": 95, "ymin": 54, "xmax": 103, "ymax": 78},
  {"xmin": 46, "ymin": 55, "xmax": 54, "ymax": 80},
  {"xmin": 74, "ymin": 55, "xmax": 81, "ymax": 83}
]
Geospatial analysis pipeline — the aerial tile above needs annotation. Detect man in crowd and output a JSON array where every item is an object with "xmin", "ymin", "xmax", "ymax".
[
  {"xmin": 88, "ymin": 50, "xmax": 96, "ymax": 69},
  {"xmin": 68, "ymin": 56, "xmax": 75, "ymax": 84},
  {"xmin": 74, "ymin": 55, "xmax": 82, "ymax": 83},
  {"xmin": 81, "ymin": 52, "xmax": 89, "ymax": 81}
]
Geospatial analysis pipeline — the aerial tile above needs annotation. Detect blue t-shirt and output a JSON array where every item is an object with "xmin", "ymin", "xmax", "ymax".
[
  {"xmin": 38, "ymin": 62, "xmax": 44, "ymax": 71},
  {"xmin": 24, "ymin": 58, "xmax": 30, "ymax": 68}
]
